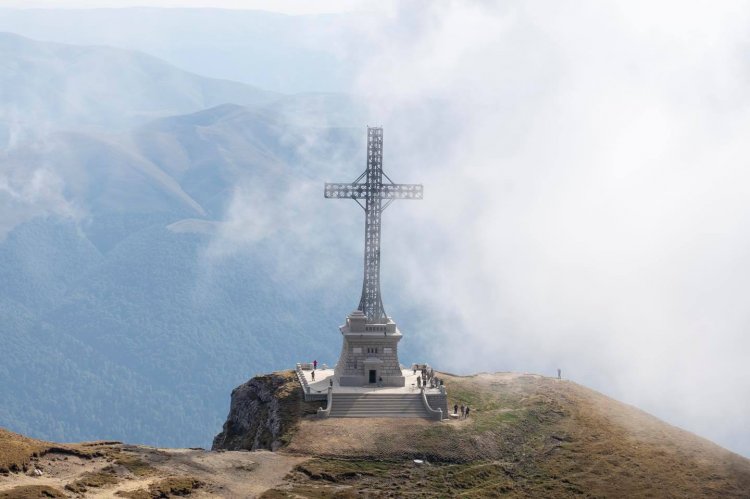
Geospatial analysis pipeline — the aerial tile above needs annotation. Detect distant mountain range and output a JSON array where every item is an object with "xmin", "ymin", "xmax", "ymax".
[
  {"xmin": 0, "ymin": 8, "xmax": 362, "ymax": 93},
  {"xmin": 0, "ymin": 31, "xmax": 278, "ymax": 137},
  {"xmin": 0, "ymin": 33, "xmax": 403, "ymax": 448}
]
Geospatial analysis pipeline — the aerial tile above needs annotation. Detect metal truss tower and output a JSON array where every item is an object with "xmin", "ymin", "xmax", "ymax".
[{"xmin": 324, "ymin": 127, "xmax": 423, "ymax": 323}]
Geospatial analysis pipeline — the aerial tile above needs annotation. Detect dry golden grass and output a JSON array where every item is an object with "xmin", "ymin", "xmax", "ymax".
[
  {"xmin": 147, "ymin": 476, "xmax": 202, "ymax": 496},
  {"xmin": 64, "ymin": 469, "xmax": 120, "ymax": 493},
  {"xmin": 281, "ymin": 372, "xmax": 750, "ymax": 497},
  {"xmin": 113, "ymin": 451, "xmax": 157, "ymax": 477},
  {"xmin": 116, "ymin": 476, "xmax": 202, "ymax": 498},
  {"xmin": 0, "ymin": 428, "xmax": 115, "ymax": 474},
  {"xmin": 0, "ymin": 484, "xmax": 67, "ymax": 498},
  {"xmin": 115, "ymin": 489, "xmax": 152, "ymax": 499},
  {"xmin": 0, "ymin": 429, "xmax": 49, "ymax": 473},
  {"xmin": 3, "ymin": 371, "xmax": 749, "ymax": 497}
]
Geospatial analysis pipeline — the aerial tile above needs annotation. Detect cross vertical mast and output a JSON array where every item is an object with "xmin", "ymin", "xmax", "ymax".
[
  {"xmin": 360, "ymin": 127, "xmax": 386, "ymax": 321},
  {"xmin": 324, "ymin": 127, "xmax": 423, "ymax": 324}
]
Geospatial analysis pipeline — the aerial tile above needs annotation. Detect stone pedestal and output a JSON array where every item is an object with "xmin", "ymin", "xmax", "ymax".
[{"xmin": 334, "ymin": 310, "xmax": 405, "ymax": 387}]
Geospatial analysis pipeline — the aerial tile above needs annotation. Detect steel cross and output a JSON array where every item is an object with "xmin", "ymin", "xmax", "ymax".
[{"xmin": 325, "ymin": 127, "xmax": 423, "ymax": 323}]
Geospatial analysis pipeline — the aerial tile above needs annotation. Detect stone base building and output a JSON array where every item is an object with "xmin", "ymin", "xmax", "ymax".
[
  {"xmin": 335, "ymin": 310, "xmax": 405, "ymax": 387},
  {"xmin": 325, "ymin": 127, "xmax": 420, "ymax": 389}
]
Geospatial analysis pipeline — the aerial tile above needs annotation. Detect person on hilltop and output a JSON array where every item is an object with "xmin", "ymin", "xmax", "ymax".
[
  {"xmin": 311, "ymin": 370, "xmax": 315, "ymax": 381},
  {"xmin": 313, "ymin": 359, "xmax": 318, "ymax": 370}
]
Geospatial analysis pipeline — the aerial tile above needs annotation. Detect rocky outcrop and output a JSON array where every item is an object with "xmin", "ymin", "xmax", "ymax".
[{"xmin": 212, "ymin": 370, "xmax": 319, "ymax": 451}]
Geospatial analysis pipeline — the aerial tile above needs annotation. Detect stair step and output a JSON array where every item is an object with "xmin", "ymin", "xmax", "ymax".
[{"xmin": 325, "ymin": 392, "xmax": 436, "ymax": 419}]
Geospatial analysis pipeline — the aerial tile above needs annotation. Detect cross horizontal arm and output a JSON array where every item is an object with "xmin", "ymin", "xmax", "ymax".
[{"xmin": 324, "ymin": 183, "xmax": 423, "ymax": 200}]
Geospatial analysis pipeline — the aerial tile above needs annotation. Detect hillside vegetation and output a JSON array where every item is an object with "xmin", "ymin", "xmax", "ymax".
[
  {"xmin": 274, "ymin": 372, "xmax": 750, "ymax": 498},
  {"xmin": 2, "ymin": 372, "xmax": 750, "ymax": 497},
  {"xmin": 0, "ymin": 427, "xmax": 300, "ymax": 498}
]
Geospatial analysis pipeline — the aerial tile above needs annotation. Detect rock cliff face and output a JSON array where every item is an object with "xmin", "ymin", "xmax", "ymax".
[{"xmin": 212, "ymin": 370, "xmax": 319, "ymax": 451}]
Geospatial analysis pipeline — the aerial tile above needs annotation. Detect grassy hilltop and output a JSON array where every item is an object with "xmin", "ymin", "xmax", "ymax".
[
  {"xmin": 272, "ymin": 371, "xmax": 750, "ymax": 497},
  {"xmin": 1, "ymin": 371, "xmax": 749, "ymax": 498}
]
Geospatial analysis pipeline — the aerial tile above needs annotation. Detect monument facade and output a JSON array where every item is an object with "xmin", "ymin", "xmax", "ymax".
[{"xmin": 325, "ymin": 127, "xmax": 422, "ymax": 387}]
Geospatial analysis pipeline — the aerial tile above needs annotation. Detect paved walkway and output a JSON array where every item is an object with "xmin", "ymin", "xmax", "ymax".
[{"xmin": 299, "ymin": 368, "xmax": 444, "ymax": 395}]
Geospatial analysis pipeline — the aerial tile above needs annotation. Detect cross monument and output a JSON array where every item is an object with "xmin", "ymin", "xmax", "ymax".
[{"xmin": 325, "ymin": 127, "xmax": 422, "ymax": 387}]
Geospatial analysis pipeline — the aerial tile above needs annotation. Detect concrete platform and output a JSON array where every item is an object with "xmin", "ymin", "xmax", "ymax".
[{"xmin": 299, "ymin": 367, "xmax": 444, "ymax": 395}]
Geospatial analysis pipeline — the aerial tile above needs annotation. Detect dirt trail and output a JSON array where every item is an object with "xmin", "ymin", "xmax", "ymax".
[
  {"xmin": 0, "ymin": 453, "xmax": 111, "ymax": 493},
  {"xmin": 149, "ymin": 448, "xmax": 308, "ymax": 497},
  {"xmin": 0, "ymin": 446, "xmax": 307, "ymax": 498}
]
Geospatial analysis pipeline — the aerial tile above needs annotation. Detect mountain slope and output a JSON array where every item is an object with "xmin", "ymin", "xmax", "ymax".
[
  {"xmin": 0, "ymin": 34, "xmax": 411, "ymax": 451},
  {"xmin": 221, "ymin": 371, "xmax": 750, "ymax": 498},
  {"xmin": 0, "ymin": 104, "xmax": 369, "ymax": 448},
  {"xmin": 2, "ymin": 371, "xmax": 749, "ymax": 498}
]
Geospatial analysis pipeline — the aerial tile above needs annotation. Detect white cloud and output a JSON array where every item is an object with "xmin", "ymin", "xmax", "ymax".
[
  {"xmin": 0, "ymin": 113, "xmax": 83, "ymax": 237},
  {"xmin": 0, "ymin": 161, "xmax": 82, "ymax": 237},
  {"xmin": 345, "ymin": 0, "xmax": 750, "ymax": 456}
]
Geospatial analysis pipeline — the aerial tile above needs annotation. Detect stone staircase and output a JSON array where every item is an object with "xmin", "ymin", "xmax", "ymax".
[{"xmin": 328, "ymin": 393, "xmax": 436, "ymax": 418}]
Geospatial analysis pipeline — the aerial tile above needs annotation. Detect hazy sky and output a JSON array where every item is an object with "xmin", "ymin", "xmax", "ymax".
[
  {"xmin": 211, "ymin": 0, "xmax": 750, "ymax": 458},
  {"xmin": 2, "ymin": 0, "xmax": 749, "ymax": 458},
  {"xmin": 345, "ymin": 0, "xmax": 750, "ymax": 458},
  {"xmin": 0, "ymin": 0, "xmax": 380, "ymax": 14}
]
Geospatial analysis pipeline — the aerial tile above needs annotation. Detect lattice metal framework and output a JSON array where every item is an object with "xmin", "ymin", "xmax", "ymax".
[{"xmin": 325, "ymin": 127, "xmax": 423, "ymax": 323}]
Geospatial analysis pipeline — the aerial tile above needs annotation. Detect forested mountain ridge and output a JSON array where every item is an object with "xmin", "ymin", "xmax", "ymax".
[{"xmin": 0, "ymin": 34, "xmax": 382, "ymax": 448}]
